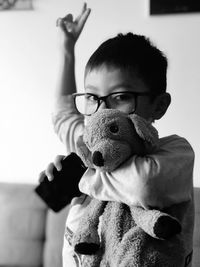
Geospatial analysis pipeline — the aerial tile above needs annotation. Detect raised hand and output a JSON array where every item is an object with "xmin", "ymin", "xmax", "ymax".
[{"xmin": 57, "ymin": 2, "xmax": 91, "ymax": 52}]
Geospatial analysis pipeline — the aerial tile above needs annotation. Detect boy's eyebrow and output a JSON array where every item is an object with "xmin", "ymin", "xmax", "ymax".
[
  {"xmin": 85, "ymin": 85, "xmax": 98, "ymax": 90},
  {"xmin": 85, "ymin": 83, "xmax": 137, "ymax": 90}
]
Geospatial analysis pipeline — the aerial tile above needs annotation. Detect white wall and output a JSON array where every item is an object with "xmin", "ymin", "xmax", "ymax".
[{"xmin": 0, "ymin": 0, "xmax": 199, "ymax": 186}]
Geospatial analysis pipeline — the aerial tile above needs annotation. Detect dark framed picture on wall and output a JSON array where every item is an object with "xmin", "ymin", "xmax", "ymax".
[
  {"xmin": 0, "ymin": 0, "xmax": 33, "ymax": 10},
  {"xmin": 150, "ymin": 0, "xmax": 200, "ymax": 15}
]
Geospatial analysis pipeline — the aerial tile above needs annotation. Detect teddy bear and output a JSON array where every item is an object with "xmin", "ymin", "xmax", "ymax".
[{"xmin": 72, "ymin": 109, "xmax": 185, "ymax": 267}]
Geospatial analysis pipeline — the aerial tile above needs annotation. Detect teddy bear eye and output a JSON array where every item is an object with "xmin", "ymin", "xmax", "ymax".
[{"xmin": 109, "ymin": 124, "xmax": 119, "ymax": 133}]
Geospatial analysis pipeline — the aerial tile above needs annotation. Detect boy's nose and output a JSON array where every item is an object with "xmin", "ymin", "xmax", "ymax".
[{"xmin": 98, "ymin": 100, "xmax": 108, "ymax": 111}]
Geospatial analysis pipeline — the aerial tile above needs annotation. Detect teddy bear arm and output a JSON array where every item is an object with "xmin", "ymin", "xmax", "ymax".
[
  {"xmin": 82, "ymin": 252, "xmax": 102, "ymax": 267},
  {"xmin": 72, "ymin": 198, "xmax": 107, "ymax": 255},
  {"xmin": 130, "ymin": 205, "xmax": 181, "ymax": 239}
]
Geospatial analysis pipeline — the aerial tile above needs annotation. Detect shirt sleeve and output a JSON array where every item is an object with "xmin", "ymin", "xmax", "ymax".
[
  {"xmin": 52, "ymin": 95, "xmax": 84, "ymax": 154},
  {"xmin": 62, "ymin": 236, "xmax": 81, "ymax": 267},
  {"xmin": 79, "ymin": 135, "xmax": 195, "ymax": 209}
]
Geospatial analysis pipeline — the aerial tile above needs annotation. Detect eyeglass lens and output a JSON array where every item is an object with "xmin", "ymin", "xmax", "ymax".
[{"xmin": 74, "ymin": 93, "xmax": 137, "ymax": 115}]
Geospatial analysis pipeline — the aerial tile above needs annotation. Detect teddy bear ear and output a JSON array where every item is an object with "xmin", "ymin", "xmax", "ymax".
[
  {"xmin": 76, "ymin": 136, "xmax": 94, "ymax": 168},
  {"xmin": 128, "ymin": 114, "xmax": 159, "ymax": 152}
]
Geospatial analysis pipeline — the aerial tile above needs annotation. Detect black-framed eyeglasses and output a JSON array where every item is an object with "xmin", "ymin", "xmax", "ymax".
[{"xmin": 72, "ymin": 91, "xmax": 152, "ymax": 116}]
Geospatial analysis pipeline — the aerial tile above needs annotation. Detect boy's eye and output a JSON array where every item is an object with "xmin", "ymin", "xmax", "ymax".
[
  {"xmin": 112, "ymin": 93, "xmax": 130, "ymax": 102},
  {"xmin": 85, "ymin": 94, "xmax": 98, "ymax": 102}
]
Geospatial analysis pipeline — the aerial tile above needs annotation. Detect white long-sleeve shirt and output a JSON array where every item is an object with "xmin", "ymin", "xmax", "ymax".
[
  {"xmin": 53, "ymin": 95, "xmax": 195, "ymax": 267},
  {"xmin": 79, "ymin": 134, "xmax": 194, "ymax": 210}
]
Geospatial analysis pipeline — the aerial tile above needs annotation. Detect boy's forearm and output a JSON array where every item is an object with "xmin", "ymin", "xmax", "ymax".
[
  {"xmin": 79, "ymin": 167, "xmax": 192, "ymax": 210},
  {"xmin": 79, "ymin": 142, "xmax": 194, "ymax": 210},
  {"xmin": 55, "ymin": 3, "xmax": 91, "ymax": 101},
  {"xmin": 56, "ymin": 51, "xmax": 76, "ymax": 101}
]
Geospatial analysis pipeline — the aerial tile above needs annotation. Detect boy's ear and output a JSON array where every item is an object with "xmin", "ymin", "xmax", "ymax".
[{"xmin": 152, "ymin": 93, "xmax": 171, "ymax": 120}]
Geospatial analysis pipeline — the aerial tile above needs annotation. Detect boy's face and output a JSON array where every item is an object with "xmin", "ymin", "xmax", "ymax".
[{"xmin": 84, "ymin": 65, "xmax": 157, "ymax": 121}]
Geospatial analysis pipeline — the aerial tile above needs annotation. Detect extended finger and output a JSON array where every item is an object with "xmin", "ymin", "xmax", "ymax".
[
  {"xmin": 81, "ymin": 2, "xmax": 87, "ymax": 14},
  {"xmin": 77, "ymin": 9, "xmax": 91, "ymax": 35},
  {"xmin": 38, "ymin": 171, "xmax": 46, "ymax": 183},
  {"xmin": 45, "ymin": 162, "xmax": 55, "ymax": 181},
  {"xmin": 54, "ymin": 155, "xmax": 65, "ymax": 171},
  {"xmin": 75, "ymin": 2, "xmax": 87, "ymax": 22},
  {"xmin": 75, "ymin": 5, "xmax": 91, "ymax": 33}
]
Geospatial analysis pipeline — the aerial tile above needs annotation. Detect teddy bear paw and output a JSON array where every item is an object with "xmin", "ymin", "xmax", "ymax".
[
  {"xmin": 154, "ymin": 215, "xmax": 181, "ymax": 239},
  {"xmin": 74, "ymin": 242, "xmax": 100, "ymax": 255}
]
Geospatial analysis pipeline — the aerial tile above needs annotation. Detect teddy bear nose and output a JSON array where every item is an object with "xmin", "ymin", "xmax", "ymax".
[
  {"xmin": 92, "ymin": 151, "xmax": 104, "ymax": 167},
  {"xmin": 109, "ymin": 123, "xmax": 119, "ymax": 133}
]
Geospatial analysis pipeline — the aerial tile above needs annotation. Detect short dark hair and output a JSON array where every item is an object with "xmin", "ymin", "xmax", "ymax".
[{"xmin": 85, "ymin": 33, "xmax": 168, "ymax": 95}]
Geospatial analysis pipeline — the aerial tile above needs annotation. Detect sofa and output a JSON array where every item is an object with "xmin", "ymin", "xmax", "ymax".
[{"xmin": 0, "ymin": 182, "xmax": 199, "ymax": 267}]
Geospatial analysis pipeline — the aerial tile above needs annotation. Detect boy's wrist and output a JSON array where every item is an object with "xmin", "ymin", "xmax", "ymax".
[
  {"xmin": 62, "ymin": 45, "xmax": 75, "ymax": 59},
  {"xmin": 63, "ymin": 39, "xmax": 76, "ymax": 56}
]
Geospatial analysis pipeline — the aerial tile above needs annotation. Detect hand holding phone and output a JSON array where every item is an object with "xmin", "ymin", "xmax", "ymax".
[{"xmin": 35, "ymin": 153, "xmax": 87, "ymax": 212}]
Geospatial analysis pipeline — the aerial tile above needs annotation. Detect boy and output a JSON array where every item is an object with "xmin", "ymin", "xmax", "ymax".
[{"xmin": 45, "ymin": 3, "xmax": 194, "ymax": 266}]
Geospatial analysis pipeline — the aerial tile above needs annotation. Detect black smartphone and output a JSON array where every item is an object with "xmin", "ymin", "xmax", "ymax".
[{"xmin": 35, "ymin": 153, "xmax": 87, "ymax": 212}]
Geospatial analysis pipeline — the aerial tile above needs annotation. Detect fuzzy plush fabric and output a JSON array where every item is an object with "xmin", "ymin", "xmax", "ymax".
[
  {"xmin": 98, "ymin": 202, "xmax": 185, "ymax": 267},
  {"xmin": 73, "ymin": 200, "xmax": 184, "ymax": 267},
  {"xmin": 73, "ymin": 109, "xmax": 184, "ymax": 267},
  {"xmin": 78, "ymin": 109, "xmax": 159, "ymax": 172},
  {"xmin": 129, "ymin": 113, "xmax": 159, "ymax": 153}
]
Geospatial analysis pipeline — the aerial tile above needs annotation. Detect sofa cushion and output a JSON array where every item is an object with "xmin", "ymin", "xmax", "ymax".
[
  {"xmin": 43, "ymin": 205, "xmax": 70, "ymax": 267},
  {"xmin": 0, "ymin": 182, "xmax": 47, "ymax": 267}
]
